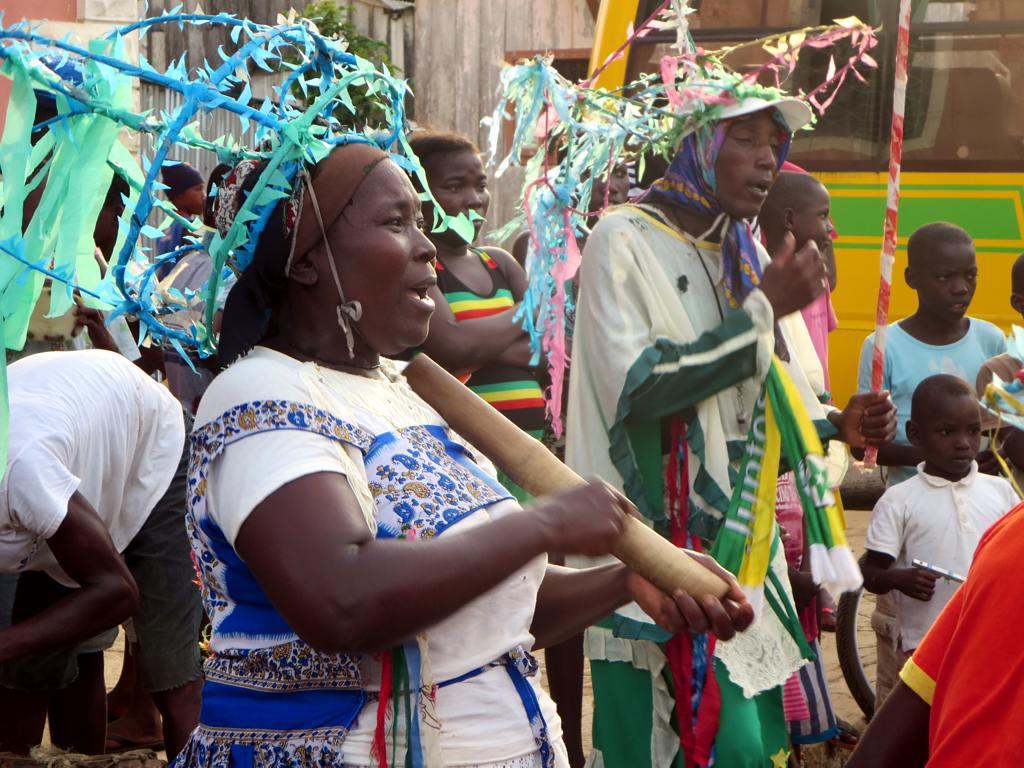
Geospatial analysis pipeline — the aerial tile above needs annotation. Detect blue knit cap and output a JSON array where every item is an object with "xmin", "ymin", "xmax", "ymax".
[{"xmin": 160, "ymin": 162, "xmax": 204, "ymax": 199}]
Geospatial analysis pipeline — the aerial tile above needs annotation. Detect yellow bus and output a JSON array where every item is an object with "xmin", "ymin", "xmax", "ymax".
[{"xmin": 591, "ymin": 0, "xmax": 1024, "ymax": 406}]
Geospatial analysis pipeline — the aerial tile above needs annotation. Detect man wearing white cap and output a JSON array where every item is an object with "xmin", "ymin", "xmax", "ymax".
[{"xmin": 567, "ymin": 89, "xmax": 898, "ymax": 767}]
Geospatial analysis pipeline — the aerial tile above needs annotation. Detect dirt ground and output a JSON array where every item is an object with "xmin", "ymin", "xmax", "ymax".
[{"xmin": 96, "ymin": 509, "xmax": 877, "ymax": 767}]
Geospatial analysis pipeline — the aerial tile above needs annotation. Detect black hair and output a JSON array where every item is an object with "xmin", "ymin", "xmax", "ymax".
[
  {"xmin": 910, "ymin": 374, "xmax": 975, "ymax": 423},
  {"xmin": 204, "ymin": 162, "xmax": 232, "ymax": 227},
  {"xmin": 759, "ymin": 171, "xmax": 827, "ymax": 240},
  {"xmin": 408, "ymin": 131, "xmax": 479, "ymax": 172},
  {"xmin": 218, "ymin": 159, "xmax": 298, "ymax": 368},
  {"xmin": 207, "ymin": 163, "xmax": 231, "ymax": 195},
  {"xmin": 1011, "ymin": 252, "xmax": 1024, "ymax": 295},
  {"xmin": 907, "ymin": 222, "xmax": 973, "ymax": 269},
  {"xmin": 104, "ymin": 173, "xmax": 131, "ymax": 209},
  {"xmin": 636, "ymin": 150, "xmax": 670, "ymax": 190}
]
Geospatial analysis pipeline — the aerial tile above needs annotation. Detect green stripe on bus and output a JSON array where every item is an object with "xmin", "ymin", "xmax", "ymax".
[{"xmin": 832, "ymin": 197, "xmax": 1022, "ymax": 240}]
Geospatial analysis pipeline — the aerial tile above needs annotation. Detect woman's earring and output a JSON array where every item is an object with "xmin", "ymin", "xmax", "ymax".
[{"xmin": 337, "ymin": 300, "xmax": 363, "ymax": 359}]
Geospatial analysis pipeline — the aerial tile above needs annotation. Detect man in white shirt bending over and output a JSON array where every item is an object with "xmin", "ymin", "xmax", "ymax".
[
  {"xmin": 861, "ymin": 374, "xmax": 1019, "ymax": 706},
  {"xmin": 0, "ymin": 350, "xmax": 201, "ymax": 760}
]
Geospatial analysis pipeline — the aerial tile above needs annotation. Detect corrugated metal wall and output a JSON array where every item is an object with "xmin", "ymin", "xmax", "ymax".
[
  {"xmin": 135, "ymin": 0, "xmax": 595, "ymax": 244},
  {"xmin": 136, "ymin": 0, "xmax": 410, "ymax": 180}
]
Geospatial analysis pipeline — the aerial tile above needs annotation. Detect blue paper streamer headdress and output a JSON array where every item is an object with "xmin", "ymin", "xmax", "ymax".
[{"xmin": 0, "ymin": 10, "xmax": 451, "ymax": 477}]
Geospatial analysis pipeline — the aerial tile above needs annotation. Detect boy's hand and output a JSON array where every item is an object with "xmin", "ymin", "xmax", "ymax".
[
  {"xmin": 892, "ymin": 567, "xmax": 940, "ymax": 601},
  {"xmin": 834, "ymin": 391, "xmax": 897, "ymax": 448},
  {"xmin": 760, "ymin": 231, "xmax": 827, "ymax": 318}
]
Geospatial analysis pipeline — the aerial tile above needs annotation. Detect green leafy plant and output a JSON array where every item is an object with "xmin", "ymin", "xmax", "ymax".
[
  {"xmin": 302, "ymin": 0, "xmax": 397, "ymax": 70},
  {"xmin": 293, "ymin": 1, "xmax": 400, "ymax": 129}
]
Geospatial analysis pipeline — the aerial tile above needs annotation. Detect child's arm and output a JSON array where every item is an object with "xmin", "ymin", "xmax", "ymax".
[
  {"xmin": 861, "ymin": 550, "xmax": 940, "ymax": 601},
  {"xmin": 861, "ymin": 441, "xmax": 924, "ymax": 467}
]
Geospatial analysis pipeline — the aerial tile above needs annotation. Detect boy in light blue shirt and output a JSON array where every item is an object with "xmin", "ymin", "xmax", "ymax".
[
  {"xmin": 857, "ymin": 221, "xmax": 1006, "ymax": 707},
  {"xmin": 857, "ymin": 222, "xmax": 1005, "ymax": 488}
]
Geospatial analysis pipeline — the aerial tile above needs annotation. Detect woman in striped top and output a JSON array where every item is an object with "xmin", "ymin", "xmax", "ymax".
[{"xmin": 410, "ymin": 132, "xmax": 548, "ymax": 497}]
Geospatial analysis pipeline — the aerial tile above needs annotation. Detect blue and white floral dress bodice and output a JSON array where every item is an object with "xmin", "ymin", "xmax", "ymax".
[{"xmin": 173, "ymin": 347, "xmax": 567, "ymax": 768}]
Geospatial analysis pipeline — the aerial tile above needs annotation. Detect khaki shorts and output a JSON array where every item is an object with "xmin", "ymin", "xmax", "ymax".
[
  {"xmin": 873, "ymin": 592, "xmax": 914, "ymax": 707},
  {"xmin": 0, "ymin": 426, "xmax": 202, "ymax": 694}
]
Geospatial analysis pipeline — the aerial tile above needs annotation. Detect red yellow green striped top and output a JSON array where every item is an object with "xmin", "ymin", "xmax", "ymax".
[{"xmin": 435, "ymin": 249, "xmax": 547, "ymax": 437}]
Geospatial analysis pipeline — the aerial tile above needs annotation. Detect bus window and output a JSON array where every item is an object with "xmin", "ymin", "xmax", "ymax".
[
  {"xmin": 684, "ymin": 1, "xmax": 821, "ymax": 30},
  {"xmin": 621, "ymin": 0, "xmax": 1024, "ymax": 171},
  {"xmin": 629, "ymin": 0, "xmax": 881, "ymax": 39},
  {"xmin": 901, "ymin": 34, "xmax": 1024, "ymax": 165}
]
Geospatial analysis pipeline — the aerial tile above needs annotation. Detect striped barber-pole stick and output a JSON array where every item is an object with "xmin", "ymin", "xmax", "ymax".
[{"xmin": 864, "ymin": 0, "xmax": 912, "ymax": 467}]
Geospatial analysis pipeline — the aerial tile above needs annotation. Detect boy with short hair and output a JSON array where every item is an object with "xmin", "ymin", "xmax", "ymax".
[
  {"xmin": 858, "ymin": 223, "xmax": 1007, "ymax": 705},
  {"xmin": 857, "ymin": 222, "xmax": 1006, "ymax": 488},
  {"xmin": 976, "ymin": 251, "xmax": 1024, "ymax": 393},
  {"xmin": 761, "ymin": 170, "xmax": 845, "ymax": 749},
  {"xmin": 861, "ymin": 374, "xmax": 1016, "ymax": 705},
  {"xmin": 156, "ymin": 162, "xmax": 206, "ymax": 277},
  {"xmin": 761, "ymin": 169, "xmax": 838, "ymax": 386}
]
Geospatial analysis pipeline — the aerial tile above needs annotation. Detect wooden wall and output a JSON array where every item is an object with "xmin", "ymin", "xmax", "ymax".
[
  {"xmin": 140, "ymin": 0, "xmax": 305, "ymax": 72},
  {"xmin": 412, "ymin": 0, "xmax": 596, "ymax": 245},
  {"xmin": 140, "ymin": 0, "xmax": 412, "ymax": 83},
  {"xmin": 134, "ymin": 0, "xmax": 595, "ymax": 242}
]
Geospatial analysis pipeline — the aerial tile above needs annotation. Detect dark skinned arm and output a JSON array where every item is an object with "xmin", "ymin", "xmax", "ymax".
[
  {"xmin": 493, "ymin": 336, "xmax": 538, "ymax": 370},
  {"xmin": 510, "ymin": 231, "xmax": 530, "ymax": 269},
  {"xmin": 861, "ymin": 550, "xmax": 939, "ymax": 601},
  {"xmin": 825, "ymin": 390, "xmax": 898, "ymax": 449},
  {"xmin": 0, "ymin": 493, "xmax": 138, "ymax": 663},
  {"xmin": 846, "ymin": 680, "xmax": 930, "ymax": 768},
  {"xmin": 531, "ymin": 556, "xmax": 754, "ymax": 651},
  {"xmin": 420, "ymin": 285, "xmax": 528, "ymax": 373},
  {"xmin": 823, "ymin": 241, "xmax": 837, "ymax": 292},
  {"xmin": 851, "ymin": 441, "xmax": 923, "ymax": 466},
  {"xmin": 131, "ymin": 318, "xmax": 166, "ymax": 376},
  {"xmin": 489, "ymin": 245, "xmax": 551, "ymax": 368},
  {"xmin": 788, "ymin": 566, "xmax": 818, "ymax": 611},
  {"xmin": 790, "ymin": 518, "xmax": 818, "ymax": 611},
  {"xmin": 234, "ymin": 473, "xmax": 633, "ymax": 655},
  {"xmin": 470, "ymin": 246, "xmax": 538, "ymax": 370}
]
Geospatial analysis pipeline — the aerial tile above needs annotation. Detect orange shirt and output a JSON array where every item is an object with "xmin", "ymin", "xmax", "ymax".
[{"xmin": 900, "ymin": 501, "xmax": 1024, "ymax": 766}]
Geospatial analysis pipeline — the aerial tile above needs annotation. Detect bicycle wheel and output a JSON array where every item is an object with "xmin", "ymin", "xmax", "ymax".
[{"xmin": 836, "ymin": 587, "xmax": 877, "ymax": 719}]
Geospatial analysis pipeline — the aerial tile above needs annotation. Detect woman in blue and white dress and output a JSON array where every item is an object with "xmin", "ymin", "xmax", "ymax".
[{"xmin": 173, "ymin": 143, "xmax": 753, "ymax": 767}]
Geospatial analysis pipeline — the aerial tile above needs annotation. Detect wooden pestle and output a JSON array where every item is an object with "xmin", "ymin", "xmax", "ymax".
[{"xmin": 402, "ymin": 355, "xmax": 730, "ymax": 600}]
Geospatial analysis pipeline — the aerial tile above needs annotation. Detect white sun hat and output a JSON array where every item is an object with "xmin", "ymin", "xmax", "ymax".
[{"xmin": 717, "ymin": 94, "xmax": 814, "ymax": 133}]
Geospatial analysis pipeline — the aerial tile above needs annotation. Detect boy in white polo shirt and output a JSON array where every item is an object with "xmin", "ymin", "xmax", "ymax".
[{"xmin": 861, "ymin": 374, "xmax": 1018, "ymax": 705}]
